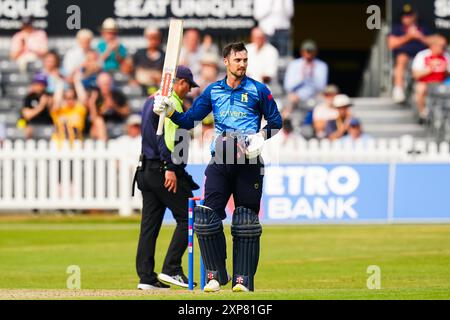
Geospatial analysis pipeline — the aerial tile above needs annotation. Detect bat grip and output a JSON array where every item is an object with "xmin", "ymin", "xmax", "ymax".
[{"xmin": 156, "ymin": 110, "xmax": 166, "ymax": 136}]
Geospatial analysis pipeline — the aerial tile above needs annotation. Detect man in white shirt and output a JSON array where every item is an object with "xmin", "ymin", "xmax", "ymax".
[
  {"xmin": 283, "ymin": 40, "xmax": 328, "ymax": 115},
  {"xmin": 254, "ymin": 0, "xmax": 294, "ymax": 56},
  {"xmin": 63, "ymin": 29, "xmax": 94, "ymax": 78},
  {"xmin": 246, "ymin": 27, "xmax": 280, "ymax": 85}
]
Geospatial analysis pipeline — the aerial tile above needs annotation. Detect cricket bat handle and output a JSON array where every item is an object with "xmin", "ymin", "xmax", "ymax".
[{"xmin": 156, "ymin": 110, "xmax": 166, "ymax": 136}]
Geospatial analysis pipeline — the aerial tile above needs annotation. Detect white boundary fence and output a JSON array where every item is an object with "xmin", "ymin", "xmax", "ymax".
[{"xmin": 1, "ymin": 137, "xmax": 450, "ymax": 216}]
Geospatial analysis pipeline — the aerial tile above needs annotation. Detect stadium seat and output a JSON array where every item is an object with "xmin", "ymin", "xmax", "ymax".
[
  {"xmin": 5, "ymin": 126, "xmax": 26, "ymax": 140},
  {"xmin": 0, "ymin": 99, "xmax": 11, "ymax": 111},
  {"xmin": 1, "ymin": 112, "xmax": 20, "ymax": 125},
  {"xmin": 130, "ymin": 98, "xmax": 146, "ymax": 113},
  {"xmin": 0, "ymin": 60, "xmax": 20, "ymax": 73},
  {"xmin": 4, "ymin": 85, "xmax": 28, "ymax": 99},
  {"xmin": 112, "ymin": 72, "xmax": 130, "ymax": 86},
  {"xmin": 32, "ymin": 125, "xmax": 54, "ymax": 140},
  {"xmin": 3, "ymin": 73, "xmax": 32, "ymax": 86},
  {"xmin": 107, "ymin": 124, "xmax": 125, "ymax": 139},
  {"xmin": 121, "ymin": 85, "xmax": 144, "ymax": 98}
]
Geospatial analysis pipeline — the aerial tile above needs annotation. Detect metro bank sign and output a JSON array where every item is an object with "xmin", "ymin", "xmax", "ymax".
[{"xmin": 262, "ymin": 165, "xmax": 390, "ymax": 222}]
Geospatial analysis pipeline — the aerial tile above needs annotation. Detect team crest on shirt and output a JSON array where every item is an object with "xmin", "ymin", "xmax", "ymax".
[{"xmin": 241, "ymin": 93, "xmax": 248, "ymax": 103}]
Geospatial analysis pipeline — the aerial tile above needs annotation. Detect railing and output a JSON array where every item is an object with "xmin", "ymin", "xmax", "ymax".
[
  {"xmin": 0, "ymin": 139, "xmax": 140, "ymax": 216},
  {"xmin": 359, "ymin": 23, "xmax": 392, "ymax": 97},
  {"xmin": 1, "ymin": 137, "xmax": 450, "ymax": 216}
]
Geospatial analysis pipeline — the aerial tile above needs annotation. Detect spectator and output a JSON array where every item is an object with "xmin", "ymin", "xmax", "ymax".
[
  {"xmin": 119, "ymin": 56, "xmax": 139, "ymax": 87},
  {"xmin": 340, "ymin": 118, "xmax": 372, "ymax": 144},
  {"xmin": 313, "ymin": 85, "xmax": 340, "ymax": 139},
  {"xmin": 191, "ymin": 53, "xmax": 221, "ymax": 98},
  {"xmin": 201, "ymin": 34, "xmax": 220, "ymax": 57},
  {"xmin": 246, "ymin": 27, "xmax": 279, "ymax": 85},
  {"xmin": 89, "ymin": 72, "xmax": 130, "ymax": 125},
  {"xmin": 254, "ymin": 0, "xmax": 294, "ymax": 56},
  {"xmin": 412, "ymin": 35, "xmax": 450, "ymax": 123},
  {"xmin": 388, "ymin": 4, "xmax": 432, "ymax": 103},
  {"xmin": 326, "ymin": 94, "xmax": 353, "ymax": 141},
  {"xmin": 133, "ymin": 28, "xmax": 165, "ymax": 94},
  {"xmin": 179, "ymin": 29, "xmax": 212, "ymax": 79},
  {"xmin": 21, "ymin": 74, "xmax": 53, "ymax": 139},
  {"xmin": 79, "ymin": 49, "xmax": 102, "ymax": 90},
  {"xmin": 283, "ymin": 40, "xmax": 328, "ymax": 115},
  {"xmin": 114, "ymin": 114, "xmax": 142, "ymax": 155},
  {"xmin": 97, "ymin": 18, "xmax": 127, "ymax": 72},
  {"xmin": 39, "ymin": 51, "xmax": 66, "ymax": 94},
  {"xmin": 50, "ymin": 73, "xmax": 88, "ymax": 143},
  {"xmin": 10, "ymin": 17, "xmax": 48, "ymax": 72},
  {"xmin": 63, "ymin": 29, "xmax": 94, "ymax": 79}
]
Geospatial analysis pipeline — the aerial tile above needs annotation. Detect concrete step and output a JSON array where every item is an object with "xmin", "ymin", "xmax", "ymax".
[
  {"xmin": 364, "ymin": 123, "xmax": 427, "ymax": 138},
  {"xmin": 352, "ymin": 97, "xmax": 396, "ymax": 105},
  {"xmin": 354, "ymin": 103, "xmax": 408, "ymax": 111},
  {"xmin": 353, "ymin": 109, "xmax": 416, "ymax": 124}
]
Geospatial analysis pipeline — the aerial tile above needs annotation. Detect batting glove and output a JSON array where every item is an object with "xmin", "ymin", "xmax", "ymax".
[
  {"xmin": 153, "ymin": 95, "xmax": 176, "ymax": 117},
  {"xmin": 245, "ymin": 132, "xmax": 265, "ymax": 159}
]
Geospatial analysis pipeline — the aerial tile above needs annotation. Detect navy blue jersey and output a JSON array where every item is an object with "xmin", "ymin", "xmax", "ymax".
[{"xmin": 170, "ymin": 76, "xmax": 282, "ymax": 153}]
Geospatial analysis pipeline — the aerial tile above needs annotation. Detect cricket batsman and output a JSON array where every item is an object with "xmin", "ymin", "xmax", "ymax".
[{"xmin": 153, "ymin": 42, "xmax": 282, "ymax": 292}]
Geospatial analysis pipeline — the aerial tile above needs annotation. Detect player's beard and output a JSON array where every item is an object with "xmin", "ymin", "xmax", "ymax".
[{"xmin": 231, "ymin": 68, "xmax": 246, "ymax": 79}]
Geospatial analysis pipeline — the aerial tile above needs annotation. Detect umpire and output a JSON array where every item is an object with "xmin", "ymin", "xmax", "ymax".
[{"xmin": 134, "ymin": 66, "xmax": 200, "ymax": 290}]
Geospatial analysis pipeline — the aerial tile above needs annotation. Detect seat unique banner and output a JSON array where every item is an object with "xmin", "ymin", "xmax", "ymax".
[{"xmin": 0, "ymin": 0, "xmax": 256, "ymax": 35}]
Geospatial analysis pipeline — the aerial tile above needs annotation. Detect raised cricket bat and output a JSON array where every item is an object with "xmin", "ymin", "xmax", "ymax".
[{"xmin": 156, "ymin": 19, "xmax": 184, "ymax": 136}]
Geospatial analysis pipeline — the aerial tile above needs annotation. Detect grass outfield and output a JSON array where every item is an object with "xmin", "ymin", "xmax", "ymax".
[{"xmin": 0, "ymin": 215, "xmax": 449, "ymax": 300}]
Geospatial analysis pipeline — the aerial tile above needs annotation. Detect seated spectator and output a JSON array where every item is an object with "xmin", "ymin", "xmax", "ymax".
[
  {"xmin": 388, "ymin": 4, "xmax": 432, "ymax": 103},
  {"xmin": 283, "ymin": 40, "xmax": 328, "ymax": 116},
  {"xmin": 39, "ymin": 51, "xmax": 66, "ymax": 94},
  {"xmin": 133, "ymin": 28, "xmax": 165, "ymax": 94},
  {"xmin": 201, "ymin": 34, "xmax": 220, "ymax": 57},
  {"xmin": 246, "ymin": 27, "xmax": 279, "ymax": 85},
  {"xmin": 114, "ymin": 114, "xmax": 142, "ymax": 155},
  {"xmin": 326, "ymin": 94, "xmax": 353, "ymax": 140},
  {"xmin": 89, "ymin": 72, "xmax": 130, "ymax": 125},
  {"xmin": 97, "ymin": 18, "xmax": 127, "ymax": 72},
  {"xmin": 63, "ymin": 29, "xmax": 94, "ymax": 79},
  {"xmin": 79, "ymin": 49, "xmax": 102, "ymax": 89},
  {"xmin": 340, "ymin": 118, "xmax": 372, "ymax": 144},
  {"xmin": 10, "ymin": 17, "xmax": 48, "ymax": 72},
  {"xmin": 412, "ymin": 34, "xmax": 450, "ymax": 123},
  {"xmin": 190, "ymin": 53, "xmax": 221, "ymax": 98},
  {"xmin": 21, "ymin": 74, "xmax": 53, "ymax": 139},
  {"xmin": 180, "ymin": 29, "xmax": 210, "ymax": 79},
  {"xmin": 119, "ymin": 56, "xmax": 139, "ymax": 87},
  {"xmin": 50, "ymin": 73, "xmax": 88, "ymax": 144},
  {"xmin": 313, "ymin": 84, "xmax": 340, "ymax": 139}
]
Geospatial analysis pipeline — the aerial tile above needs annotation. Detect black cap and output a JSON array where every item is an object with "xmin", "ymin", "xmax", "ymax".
[
  {"xmin": 401, "ymin": 4, "xmax": 415, "ymax": 16},
  {"xmin": 176, "ymin": 65, "xmax": 199, "ymax": 88}
]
